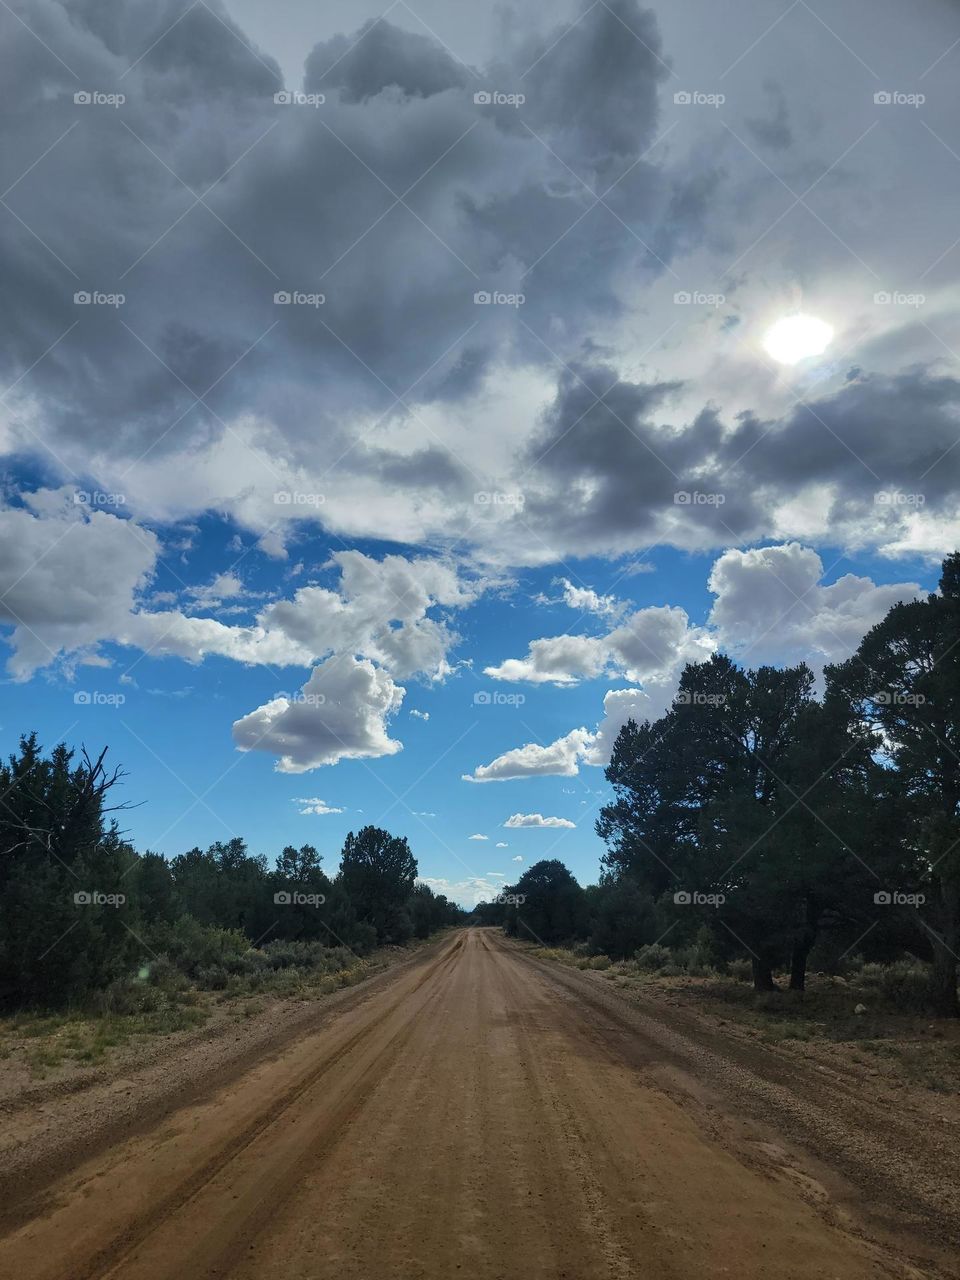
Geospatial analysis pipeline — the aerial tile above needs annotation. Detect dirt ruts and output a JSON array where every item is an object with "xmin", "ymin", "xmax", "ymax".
[{"xmin": 0, "ymin": 929, "xmax": 953, "ymax": 1280}]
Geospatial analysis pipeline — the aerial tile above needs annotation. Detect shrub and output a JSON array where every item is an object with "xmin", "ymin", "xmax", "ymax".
[
  {"xmin": 879, "ymin": 961, "xmax": 933, "ymax": 1012},
  {"xmin": 195, "ymin": 964, "xmax": 229, "ymax": 990},
  {"xmin": 858, "ymin": 962, "xmax": 885, "ymax": 987},
  {"xmin": 90, "ymin": 977, "xmax": 165, "ymax": 1016},
  {"xmin": 674, "ymin": 942, "xmax": 715, "ymax": 976},
  {"xmin": 148, "ymin": 917, "xmax": 252, "ymax": 980},
  {"xmin": 635, "ymin": 943, "xmax": 672, "ymax": 972},
  {"xmin": 727, "ymin": 958, "xmax": 752, "ymax": 983}
]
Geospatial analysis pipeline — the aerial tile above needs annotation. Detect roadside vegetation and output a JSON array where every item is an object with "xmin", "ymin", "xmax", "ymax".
[
  {"xmin": 0, "ymin": 742, "xmax": 463, "ymax": 1075},
  {"xmin": 522, "ymin": 941, "xmax": 960, "ymax": 1095}
]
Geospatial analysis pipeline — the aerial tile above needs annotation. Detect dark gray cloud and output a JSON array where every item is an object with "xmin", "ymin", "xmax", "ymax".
[
  {"xmin": 745, "ymin": 79, "xmax": 792, "ymax": 151},
  {"xmin": 3, "ymin": 0, "xmax": 959, "ymax": 566},
  {"xmin": 304, "ymin": 20, "xmax": 468, "ymax": 102},
  {"xmin": 0, "ymin": 0, "xmax": 701, "ymax": 481},
  {"xmin": 520, "ymin": 362, "xmax": 960, "ymax": 554}
]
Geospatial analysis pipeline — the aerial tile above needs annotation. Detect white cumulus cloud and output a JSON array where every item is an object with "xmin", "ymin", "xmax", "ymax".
[{"xmin": 504, "ymin": 813, "xmax": 575, "ymax": 829}]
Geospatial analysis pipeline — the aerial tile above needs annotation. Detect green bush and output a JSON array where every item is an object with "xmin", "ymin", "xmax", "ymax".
[
  {"xmin": 90, "ymin": 977, "xmax": 165, "ymax": 1016},
  {"xmin": 879, "ymin": 961, "xmax": 933, "ymax": 1012},
  {"xmin": 147, "ymin": 917, "xmax": 252, "ymax": 979},
  {"xmin": 196, "ymin": 964, "xmax": 229, "ymax": 990},
  {"xmin": 727, "ymin": 957, "xmax": 752, "ymax": 982},
  {"xmin": 635, "ymin": 943, "xmax": 672, "ymax": 971},
  {"xmin": 858, "ymin": 962, "xmax": 885, "ymax": 987}
]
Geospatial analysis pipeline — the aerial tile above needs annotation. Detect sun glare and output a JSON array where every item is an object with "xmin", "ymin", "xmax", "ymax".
[{"xmin": 763, "ymin": 314, "xmax": 834, "ymax": 365}]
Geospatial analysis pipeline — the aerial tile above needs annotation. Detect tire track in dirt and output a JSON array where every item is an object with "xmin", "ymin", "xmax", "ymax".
[{"xmin": 0, "ymin": 929, "xmax": 938, "ymax": 1280}]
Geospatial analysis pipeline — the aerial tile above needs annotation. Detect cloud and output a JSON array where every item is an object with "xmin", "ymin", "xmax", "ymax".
[
  {"xmin": 484, "ymin": 636, "xmax": 608, "ymax": 684},
  {"xmin": 558, "ymin": 579, "xmax": 622, "ymax": 617},
  {"xmin": 504, "ymin": 813, "xmax": 576, "ymax": 829},
  {"xmin": 745, "ymin": 79, "xmax": 792, "ymax": 150},
  {"xmin": 0, "ymin": 528, "xmax": 484, "ymax": 687},
  {"xmin": 468, "ymin": 833, "xmax": 488, "ymax": 841},
  {"xmin": 584, "ymin": 689, "xmax": 656, "ymax": 764},
  {"xmin": 419, "ymin": 875, "xmax": 507, "ymax": 906},
  {"xmin": 409, "ymin": 709, "xmax": 430, "ymax": 720},
  {"xmin": 483, "ymin": 603, "xmax": 713, "ymax": 689},
  {"xmin": 232, "ymin": 654, "xmax": 404, "ymax": 772},
  {"xmin": 1, "ymin": 2, "xmax": 958, "ymax": 577},
  {"xmin": 463, "ymin": 728, "xmax": 592, "ymax": 782},
  {"xmin": 295, "ymin": 798, "xmax": 345, "ymax": 815},
  {"xmin": 0, "ymin": 494, "xmax": 158, "ymax": 680},
  {"xmin": 496, "ymin": 841, "xmax": 508, "ymax": 847},
  {"xmin": 516, "ymin": 363, "xmax": 960, "ymax": 562},
  {"xmin": 512, "ymin": 855, "xmax": 524, "ymax": 862},
  {"xmin": 185, "ymin": 572, "xmax": 248, "ymax": 610},
  {"xmin": 466, "ymin": 544, "xmax": 923, "ymax": 782},
  {"xmin": 0, "ymin": 0, "xmax": 700, "ymax": 564},
  {"xmin": 707, "ymin": 543, "xmax": 921, "ymax": 669}
]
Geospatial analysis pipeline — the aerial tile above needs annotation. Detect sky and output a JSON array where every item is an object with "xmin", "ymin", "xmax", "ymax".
[{"xmin": 0, "ymin": 0, "xmax": 958, "ymax": 904}]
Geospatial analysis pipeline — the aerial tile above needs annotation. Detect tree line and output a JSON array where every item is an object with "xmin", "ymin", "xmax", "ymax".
[
  {"xmin": 0, "ymin": 734, "xmax": 462, "ymax": 1009},
  {"xmin": 478, "ymin": 554, "xmax": 960, "ymax": 1017}
]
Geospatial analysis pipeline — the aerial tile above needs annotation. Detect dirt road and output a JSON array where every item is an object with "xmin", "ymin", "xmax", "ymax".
[{"xmin": 0, "ymin": 929, "xmax": 951, "ymax": 1279}]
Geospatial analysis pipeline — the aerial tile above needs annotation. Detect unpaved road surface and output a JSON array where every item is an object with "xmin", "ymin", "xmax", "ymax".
[{"xmin": 0, "ymin": 929, "xmax": 955, "ymax": 1279}]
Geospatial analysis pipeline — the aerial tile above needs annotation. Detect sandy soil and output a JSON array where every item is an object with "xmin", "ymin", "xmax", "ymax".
[{"xmin": 0, "ymin": 928, "xmax": 955, "ymax": 1279}]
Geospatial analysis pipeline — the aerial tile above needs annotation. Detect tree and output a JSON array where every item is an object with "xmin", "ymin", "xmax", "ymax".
[
  {"xmin": 337, "ymin": 826, "xmax": 417, "ymax": 943},
  {"xmin": 170, "ymin": 839, "xmax": 269, "ymax": 935},
  {"xmin": 585, "ymin": 876, "xmax": 658, "ymax": 958},
  {"xmin": 0, "ymin": 737, "xmax": 138, "ymax": 1006},
  {"xmin": 503, "ymin": 859, "xmax": 586, "ymax": 944},
  {"xmin": 598, "ymin": 656, "xmax": 884, "ymax": 992},
  {"xmin": 131, "ymin": 852, "xmax": 177, "ymax": 924},
  {"xmin": 270, "ymin": 844, "xmax": 334, "ymax": 943},
  {"xmin": 829, "ymin": 553, "xmax": 960, "ymax": 1016}
]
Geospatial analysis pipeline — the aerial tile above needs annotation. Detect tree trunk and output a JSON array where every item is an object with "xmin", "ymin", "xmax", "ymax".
[
  {"xmin": 927, "ymin": 876, "xmax": 960, "ymax": 1018},
  {"xmin": 930, "ymin": 945, "xmax": 959, "ymax": 1017},
  {"xmin": 789, "ymin": 941, "xmax": 811, "ymax": 991},
  {"xmin": 789, "ymin": 901, "xmax": 820, "ymax": 992},
  {"xmin": 751, "ymin": 957, "xmax": 777, "ymax": 991}
]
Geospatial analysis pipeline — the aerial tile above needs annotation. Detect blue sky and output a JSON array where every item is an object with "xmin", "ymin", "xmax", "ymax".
[
  {"xmin": 0, "ymin": 504, "xmax": 938, "ymax": 902},
  {"xmin": 1, "ymin": 0, "xmax": 958, "ymax": 903}
]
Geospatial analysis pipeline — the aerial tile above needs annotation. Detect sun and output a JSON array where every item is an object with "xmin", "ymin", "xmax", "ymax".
[{"xmin": 763, "ymin": 314, "xmax": 834, "ymax": 365}]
